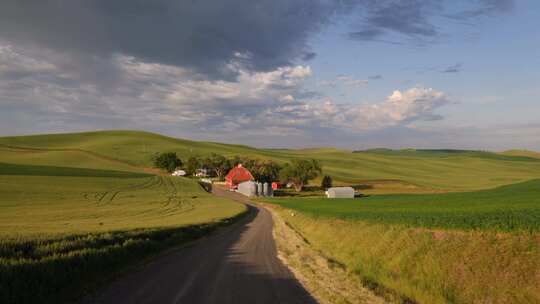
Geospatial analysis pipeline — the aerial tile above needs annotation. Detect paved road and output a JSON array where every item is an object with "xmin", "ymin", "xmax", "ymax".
[{"xmin": 82, "ymin": 186, "xmax": 317, "ymax": 304}]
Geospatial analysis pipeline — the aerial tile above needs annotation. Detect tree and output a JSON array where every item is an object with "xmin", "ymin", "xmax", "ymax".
[
  {"xmin": 153, "ymin": 152, "xmax": 182, "ymax": 173},
  {"xmin": 279, "ymin": 159, "xmax": 322, "ymax": 192},
  {"xmin": 196, "ymin": 156, "xmax": 212, "ymax": 176},
  {"xmin": 185, "ymin": 156, "xmax": 201, "ymax": 176},
  {"xmin": 252, "ymin": 160, "xmax": 281, "ymax": 183},
  {"xmin": 208, "ymin": 153, "xmax": 232, "ymax": 180},
  {"xmin": 321, "ymin": 175, "xmax": 333, "ymax": 190}
]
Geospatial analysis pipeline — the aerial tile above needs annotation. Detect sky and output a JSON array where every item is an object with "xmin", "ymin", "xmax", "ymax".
[{"xmin": 0, "ymin": 0, "xmax": 539, "ymax": 150}]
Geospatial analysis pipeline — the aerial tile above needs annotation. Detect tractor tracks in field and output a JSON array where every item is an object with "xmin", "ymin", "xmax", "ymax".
[{"xmin": 81, "ymin": 176, "xmax": 195, "ymax": 215}]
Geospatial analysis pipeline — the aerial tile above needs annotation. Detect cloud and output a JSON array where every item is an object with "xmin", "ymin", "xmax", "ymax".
[
  {"xmin": 441, "ymin": 63, "xmax": 462, "ymax": 73},
  {"xmin": 0, "ymin": 1, "xmax": 515, "ymax": 82},
  {"xmin": 320, "ymin": 87, "xmax": 450, "ymax": 131},
  {"xmin": 301, "ymin": 52, "xmax": 317, "ymax": 61},
  {"xmin": 0, "ymin": 0, "xmax": 342, "ymax": 80},
  {"xmin": 0, "ymin": 42, "xmax": 451, "ymax": 140},
  {"xmin": 368, "ymin": 75, "xmax": 383, "ymax": 80},
  {"xmin": 5, "ymin": 41, "xmax": 533, "ymax": 152},
  {"xmin": 319, "ymin": 75, "xmax": 369, "ymax": 88},
  {"xmin": 444, "ymin": 0, "xmax": 514, "ymax": 20},
  {"xmin": 348, "ymin": 0, "xmax": 514, "ymax": 44}
]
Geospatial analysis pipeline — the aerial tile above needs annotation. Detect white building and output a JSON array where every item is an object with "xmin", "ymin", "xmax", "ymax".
[
  {"xmin": 325, "ymin": 187, "xmax": 355, "ymax": 198},
  {"xmin": 237, "ymin": 181, "xmax": 257, "ymax": 197},
  {"xmin": 171, "ymin": 169, "xmax": 186, "ymax": 176},
  {"xmin": 236, "ymin": 181, "xmax": 274, "ymax": 197}
]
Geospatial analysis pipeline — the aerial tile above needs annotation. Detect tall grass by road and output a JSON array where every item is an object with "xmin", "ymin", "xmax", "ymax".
[{"xmin": 271, "ymin": 208, "xmax": 539, "ymax": 304}]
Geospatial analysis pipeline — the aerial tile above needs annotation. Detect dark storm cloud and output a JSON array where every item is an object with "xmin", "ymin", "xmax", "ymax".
[
  {"xmin": 301, "ymin": 52, "xmax": 317, "ymax": 61},
  {"xmin": 0, "ymin": 0, "xmax": 340, "ymax": 80},
  {"xmin": 349, "ymin": 0, "xmax": 441, "ymax": 42},
  {"xmin": 0, "ymin": 0, "xmax": 515, "ymax": 80},
  {"xmin": 348, "ymin": 0, "xmax": 514, "ymax": 44}
]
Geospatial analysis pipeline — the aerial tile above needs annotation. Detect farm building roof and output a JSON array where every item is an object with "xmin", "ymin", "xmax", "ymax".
[{"xmin": 225, "ymin": 164, "xmax": 254, "ymax": 187}]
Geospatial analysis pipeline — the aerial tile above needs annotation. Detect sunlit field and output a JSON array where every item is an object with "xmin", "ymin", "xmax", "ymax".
[
  {"xmin": 3, "ymin": 130, "xmax": 540, "ymax": 191},
  {"xmin": 0, "ymin": 161, "xmax": 245, "ymax": 303}
]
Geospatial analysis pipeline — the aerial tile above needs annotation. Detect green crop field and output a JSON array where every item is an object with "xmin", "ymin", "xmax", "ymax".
[
  {"xmin": 265, "ymin": 179, "xmax": 540, "ymax": 231},
  {"xmin": 0, "ymin": 159, "xmax": 245, "ymax": 303},
  {"xmin": 0, "ymin": 167, "xmax": 244, "ymax": 237},
  {"xmin": 2, "ymin": 130, "xmax": 540, "ymax": 191},
  {"xmin": 266, "ymin": 179, "xmax": 540, "ymax": 303}
]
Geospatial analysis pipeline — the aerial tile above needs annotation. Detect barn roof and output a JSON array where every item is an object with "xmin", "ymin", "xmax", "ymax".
[{"xmin": 225, "ymin": 164, "xmax": 255, "ymax": 185}]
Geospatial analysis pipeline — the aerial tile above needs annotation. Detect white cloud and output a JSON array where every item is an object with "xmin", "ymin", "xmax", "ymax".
[
  {"xmin": 319, "ymin": 75, "xmax": 369, "ymax": 88},
  {"xmin": 0, "ymin": 42, "xmax": 451, "ymax": 143}
]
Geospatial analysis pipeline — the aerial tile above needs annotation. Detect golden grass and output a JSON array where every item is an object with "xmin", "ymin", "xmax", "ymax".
[
  {"xmin": 273, "ymin": 209, "xmax": 540, "ymax": 304},
  {"xmin": 267, "ymin": 204, "xmax": 387, "ymax": 304}
]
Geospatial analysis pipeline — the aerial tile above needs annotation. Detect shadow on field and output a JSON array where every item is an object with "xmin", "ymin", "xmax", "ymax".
[{"xmin": 0, "ymin": 213, "xmax": 248, "ymax": 304}]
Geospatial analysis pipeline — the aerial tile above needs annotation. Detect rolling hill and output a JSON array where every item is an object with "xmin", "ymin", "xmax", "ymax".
[
  {"xmin": 1, "ymin": 130, "xmax": 539, "ymax": 304},
  {"xmin": 2, "ymin": 130, "xmax": 540, "ymax": 191},
  {"xmin": 0, "ymin": 131, "xmax": 249, "ymax": 303}
]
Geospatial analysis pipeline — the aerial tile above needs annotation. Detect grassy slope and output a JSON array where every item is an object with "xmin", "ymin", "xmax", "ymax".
[
  {"xmin": 0, "ymin": 167, "xmax": 244, "ymax": 237},
  {"xmin": 0, "ymin": 167, "xmax": 246, "ymax": 304},
  {"xmin": 0, "ymin": 162, "xmax": 149, "ymax": 178},
  {"xmin": 501, "ymin": 149, "xmax": 540, "ymax": 159},
  {"xmin": 0, "ymin": 136, "xmax": 247, "ymax": 303},
  {"xmin": 266, "ymin": 179, "xmax": 540, "ymax": 231},
  {"xmin": 2, "ymin": 130, "xmax": 540, "ymax": 191},
  {"xmin": 272, "ymin": 208, "xmax": 539, "ymax": 304},
  {"xmin": 0, "ymin": 146, "xmax": 145, "ymax": 173}
]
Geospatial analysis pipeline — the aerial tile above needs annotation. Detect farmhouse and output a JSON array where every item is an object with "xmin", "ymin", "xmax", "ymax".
[
  {"xmin": 326, "ymin": 187, "xmax": 355, "ymax": 198},
  {"xmin": 225, "ymin": 164, "xmax": 254, "ymax": 189}
]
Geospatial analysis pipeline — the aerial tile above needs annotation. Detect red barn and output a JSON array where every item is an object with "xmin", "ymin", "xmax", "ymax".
[{"xmin": 225, "ymin": 164, "xmax": 255, "ymax": 189}]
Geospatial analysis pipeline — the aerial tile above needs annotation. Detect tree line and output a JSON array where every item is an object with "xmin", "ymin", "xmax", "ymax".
[{"xmin": 153, "ymin": 152, "xmax": 332, "ymax": 191}]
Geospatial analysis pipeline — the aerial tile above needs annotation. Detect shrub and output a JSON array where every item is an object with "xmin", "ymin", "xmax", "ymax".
[
  {"xmin": 280, "ymin": 159, "xmax": 322, "ymax": 192},
  {"xmin": 153, "ymin": 152, "xmax": 182, "ymax": 173},
  {"xmin": 321, "ymin": 175, "xmax": 332, "ymax": 190}
]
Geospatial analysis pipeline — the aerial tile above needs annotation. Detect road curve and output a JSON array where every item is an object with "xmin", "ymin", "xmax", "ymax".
[{"xmin": 82, "ymin": 186, "xmax": 317, "ymax": 304}]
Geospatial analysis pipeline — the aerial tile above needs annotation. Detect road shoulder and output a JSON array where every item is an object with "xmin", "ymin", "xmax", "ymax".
[{"xmin": 264, "ymin": 204, "xmax": 387, "ymax": 304}]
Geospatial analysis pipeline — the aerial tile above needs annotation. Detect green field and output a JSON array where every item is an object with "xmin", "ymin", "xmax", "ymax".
[
  {"xmin": 0, "ymin": 167, "xmax": 244, "ymax": 237},
  {"xmin": 2, "ymin": 130, "xmax": 540, "ymax": 304},
  {"xmin": 263, "ymin": 153, "xmax": 540, "ymax": 303},
  {"xmin": 0, "ymin": 154, "xmax": 245, "ymax": 303},
  {"xmin": 2, "ymin": 130, "xmax": 540, "ymax": 191},
  {"xmin": 266, "ymin": 180, "xmax": 540, "ymax": 231}
]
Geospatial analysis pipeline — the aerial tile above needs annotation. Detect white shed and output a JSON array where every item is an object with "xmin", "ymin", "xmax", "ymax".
[
  {"xmin": 325, "ymin": 187, "xmax": 355, "ymax": 198},
  {"xmin": 172, "ymin": 169, "xmax": 186, "ymax": 176},
  {"xmin": 237, "ymin": 181, "xmax": 257, "ymax": 197}
]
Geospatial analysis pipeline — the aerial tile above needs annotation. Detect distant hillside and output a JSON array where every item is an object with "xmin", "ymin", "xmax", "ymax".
[
  {"xmin": 500, "ymin": 149, "xmax": 540, "ymax": 159},
  {"xmin": 355, "ymin": 148, "xmax": 540, "ymax": 161},
  {"xmin": 2, "ymin": 130, "xmax": 540, "ymax": 191}
]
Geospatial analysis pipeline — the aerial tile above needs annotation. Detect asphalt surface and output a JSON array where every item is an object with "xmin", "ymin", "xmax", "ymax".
[{"xmin": 82, "ymin": 186, "xmax": 317, "ymax": 304}]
